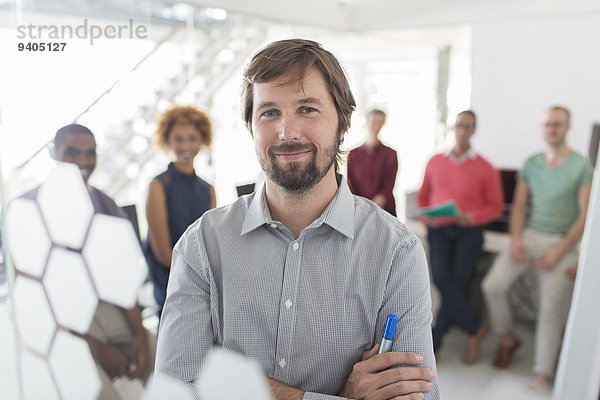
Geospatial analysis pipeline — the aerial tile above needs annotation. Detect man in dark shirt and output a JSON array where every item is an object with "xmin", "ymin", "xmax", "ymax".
[
  {"xmin": 45, "ymin": 124, "xmax": 155, "ymax": 399},
  {"xmin": 347, "ymin": 109, "xmax": 398, "ymax": 216}
]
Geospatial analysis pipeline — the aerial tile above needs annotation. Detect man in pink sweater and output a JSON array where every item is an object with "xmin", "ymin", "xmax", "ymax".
[{"xmin": 418, "ymin": 110, "xmax": 503, "ymax": 363}]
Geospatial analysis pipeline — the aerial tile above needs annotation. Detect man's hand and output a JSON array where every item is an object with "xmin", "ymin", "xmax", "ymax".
[
  {"xmin": 565, "ymin": 267, "xmax": 577, "ymax": 280},
  {"xmin": 128, "ymin": 331, "xmax": 149, "ymax": 379},
  {"xmin": 339, "ymin": 345, "xmax": 435, "ymax": 400},
  {"xmin": 534, "ymin": 249, "xmax": 562, "ymax": 270},
  {"xmin": 454, "ymin": 212, "xmax": 470, "ymax": 227},
  {"xmin": 424, "ymin": 218, "xmax": 437, "ymax": 228},
  {"xmin": 91, "ymin": 340, "xmax": 129, "ymax": 379},
  {"xmin": 510, "ymin": 239, "xmax": 528, "ymax": 263}
]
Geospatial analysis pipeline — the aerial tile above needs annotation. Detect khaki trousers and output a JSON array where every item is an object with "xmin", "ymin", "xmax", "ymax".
[
  {"xmin": 482, "ymin": 229, "xmax": 578, "ymax": 377},
  {"xmin": 88, "ymin": 303, "xmax": 157, "ymax": 400}
]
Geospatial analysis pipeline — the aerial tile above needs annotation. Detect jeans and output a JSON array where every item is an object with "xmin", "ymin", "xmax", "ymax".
[{"xmin": 428, "ymin": 225, "xmax": 483, "ymax": 351}]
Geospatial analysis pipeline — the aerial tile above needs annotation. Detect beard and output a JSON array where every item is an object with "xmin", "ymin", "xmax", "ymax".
[{"xmin": 259, "ymin": 137, "xmax": 339, "ymax": 194}]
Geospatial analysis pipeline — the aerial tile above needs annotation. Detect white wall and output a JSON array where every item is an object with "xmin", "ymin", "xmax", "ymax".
[{"xmin": 470, "ymin": 13, "xmax": 600, "ymax": 169}]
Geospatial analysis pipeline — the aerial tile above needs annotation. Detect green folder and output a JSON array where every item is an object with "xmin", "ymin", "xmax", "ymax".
[{"xmin": 419, "ymin": 200, "xmax": 459, "ymax": 218}]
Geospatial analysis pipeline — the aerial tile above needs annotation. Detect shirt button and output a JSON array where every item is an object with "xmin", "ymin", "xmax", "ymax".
[
  {"xmin": 285, "ymin": 299, "xmax": 293, "ymax": 309},
  {"xmin": 270, "ymin": 223, "xmax": 277, "ymax": 228},
  {"xmin": 292, "ymin": 242, "xmax": 299, "ymax": 250},
  {"xmin": 279, "ymin": 358, "xmax": 287, "ymax": 368}
]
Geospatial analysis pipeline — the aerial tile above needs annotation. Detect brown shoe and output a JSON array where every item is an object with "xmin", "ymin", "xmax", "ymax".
[
  {"xmin": 492, "ymin": 337, "xmax": 521, "ymax": 368},
  {"xmin": 463, "ymin": 323, "xmax": 488, "ymax": 364}
]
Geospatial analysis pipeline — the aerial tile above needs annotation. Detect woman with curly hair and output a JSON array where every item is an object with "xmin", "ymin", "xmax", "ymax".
[{"xmin": 144, "ymin": 105, "xmax": 216, "ymax": 317}]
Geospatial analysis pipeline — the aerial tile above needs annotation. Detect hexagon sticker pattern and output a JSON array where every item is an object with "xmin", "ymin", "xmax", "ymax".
[
  {"xmin": 44, "ymin": 248, "xmax": 98, "ymax": 333},
  {"xmin": 0, "ymin": 303, "xmax": 20, "ymax": 399},
  {"xmin": 143, "ymin": 373, "xmax": 193, "ymax": 400},
  {"xmin": 5, "ymin": 198, "xmax": 51, "ymax": 277},
  {"xmin": 37, "ymin": 162, "xmax": 94, "ymax": 249},
  {"xmin": 196, "ymin": 348, "xmax": 274, "ymax": 400},
  {"xmin": 83, "ymin": 214, "xmax": 147, "ymax": 308},
  {"xmin": 49, "ymin": 330, "xmax": 101, "ymax": 400},
  {"xmin": 7, "ymin": 162, "xmax": 153, "ymax": 399},
  {"xmin": 12, "ymin": 276, "xmax": 56, "ymax": 355},
  {"xmin": 20, "ymin": 349, "xmax": 60, "ymax": 400}
]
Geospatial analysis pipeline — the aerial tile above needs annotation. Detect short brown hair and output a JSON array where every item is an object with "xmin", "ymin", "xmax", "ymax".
[
  {"xmin": 367, "ymin": 109, "xmax": 386, "ymax": 118},
  {"xmin": 241, "ymin": 39, "xmax": 356, "ymax": 163},
  {"xmin": 154, "ymin": 105, "xmax": 212, "ymax": 152},
  {"xmin": 547, "ymin": 105, "xmax": 571, "ymax": 123},
  {"xmin": 457, "ymin": 110, "xmax": 477, "ymax": 129}
]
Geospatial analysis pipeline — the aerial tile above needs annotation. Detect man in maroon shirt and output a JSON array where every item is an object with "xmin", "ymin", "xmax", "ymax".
[
  {"xmin": 347, "ymin": 109, "xmax": 398, "ymax": 216},
  {"xmin": 418, "ymin": 110, "xmax": 503, "ymax": 364}
]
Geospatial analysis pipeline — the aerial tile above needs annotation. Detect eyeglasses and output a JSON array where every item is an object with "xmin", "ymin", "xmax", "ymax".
[
  {"xmin": 543, "ymin": 122, "xmax": 566, "ymax": 128},
  {"xmin": 454, "ymin": 124, "xmax": 475, "ymax": 131}
]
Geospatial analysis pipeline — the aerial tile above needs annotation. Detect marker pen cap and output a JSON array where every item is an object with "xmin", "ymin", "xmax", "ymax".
[{"xmin": 383, "ymin": 314, "xmax": 398, "ymax": 340}]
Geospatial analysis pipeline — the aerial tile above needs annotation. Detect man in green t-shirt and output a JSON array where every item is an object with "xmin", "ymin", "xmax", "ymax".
[{"xmin": 482, "ymin": 106, "xmax": 593, "ymax": 391}]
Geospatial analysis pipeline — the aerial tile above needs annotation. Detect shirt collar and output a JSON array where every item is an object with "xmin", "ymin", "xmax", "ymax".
[
  {"xmin": 241, "ymin": 179, "xmax": 272, "ymax": 235},
  {"xmin": 444, "ymin": 147, "xmax": 477, "ymax": 162},
  {"xmin": 241, "ymin": 175, "xmax": 355, "ymax": 239}
]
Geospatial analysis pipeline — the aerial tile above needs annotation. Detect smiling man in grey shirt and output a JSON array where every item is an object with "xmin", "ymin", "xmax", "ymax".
[{"xmin": 156, "ymin": 39, "xmax": 439, "ymax": 400}]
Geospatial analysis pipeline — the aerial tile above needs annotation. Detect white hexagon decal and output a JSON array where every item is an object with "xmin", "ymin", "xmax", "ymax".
[
  {"xmin": 144, "ymin": 373, "xmax": 193, "ymax": 400},
  {"xmin": 0, "ymin": 302, "xmax": 20, "ymax": 399},
  {"xmin": 49, "ymin": 330, "xmax": 101, "ymax": 400},
  {"xmin": 12, "ymin": 276, "xmax": 56, "ymax": 355},
  {"xmin": 37, "ymin": 162, "xmax": 94, "ymax": 249},
  {"xmin": 82, "ymin": 214, "xmax": 147, "ymax": 308},
  {"xmin": 44, "ymin": 248, "xmax": 98, "ymax": 333},
  {"xmin": 197, "ymin": 348, "xmax": 274, "ymax": 400},
  {"xmin": 20, "ymin": 349, "xmax": 60, "ymax": 400},
  {"xmin": 5, "ymin": 198, "xmax": 51, "ymax": 277}
]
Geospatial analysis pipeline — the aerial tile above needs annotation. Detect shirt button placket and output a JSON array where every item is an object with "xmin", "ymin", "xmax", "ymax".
[{"xmin": 273, "ymin": 239, "xmax": 301, "ymax": 381}]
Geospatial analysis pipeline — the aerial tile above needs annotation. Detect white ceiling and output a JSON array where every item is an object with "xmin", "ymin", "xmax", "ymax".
[{"xmin": 183, "ymin": 0, "xmax": 600, "ymax": 31}]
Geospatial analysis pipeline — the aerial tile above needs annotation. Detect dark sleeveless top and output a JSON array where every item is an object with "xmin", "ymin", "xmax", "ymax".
[{"xmin": 143, "ymin": 162, "xmax": 212, "ymax": 308}]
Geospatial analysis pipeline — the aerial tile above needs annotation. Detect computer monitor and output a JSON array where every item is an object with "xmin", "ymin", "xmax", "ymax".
[
  {"xmin": 500, "ymin": 169, "xmax": 517, "ymax": 205},
  {"xmin": 236, "ymin": 183, "xmax": 255, "ymax": 197},
  {"xmin": 486, "ymin": 169, "xmax": 517, "ymax": 233},
  {"xmin": 121, "ymin": 204, "xmax": 141, "ymax": 243}
]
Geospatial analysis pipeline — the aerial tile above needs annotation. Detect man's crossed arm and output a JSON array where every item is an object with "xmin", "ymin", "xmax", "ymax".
[{"xmin": 268, "ymin": 344, "xmax": 435, "ymax": 400}]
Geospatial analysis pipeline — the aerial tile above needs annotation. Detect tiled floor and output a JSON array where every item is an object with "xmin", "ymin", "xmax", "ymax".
[{"xmin": 435, "ymin": 323, "xmax": 551, "ymax": 400}]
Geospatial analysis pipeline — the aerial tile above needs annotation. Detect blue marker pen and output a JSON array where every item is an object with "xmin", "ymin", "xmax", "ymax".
[{"xmin": 378, "ymin": 314, "xmax": 398, "ymax": 354}]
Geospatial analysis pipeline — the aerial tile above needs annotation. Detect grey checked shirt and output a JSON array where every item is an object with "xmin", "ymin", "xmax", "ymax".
[{"xmin": 156, "ymin": 177, "xmax": 440, "ymax": 399}]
